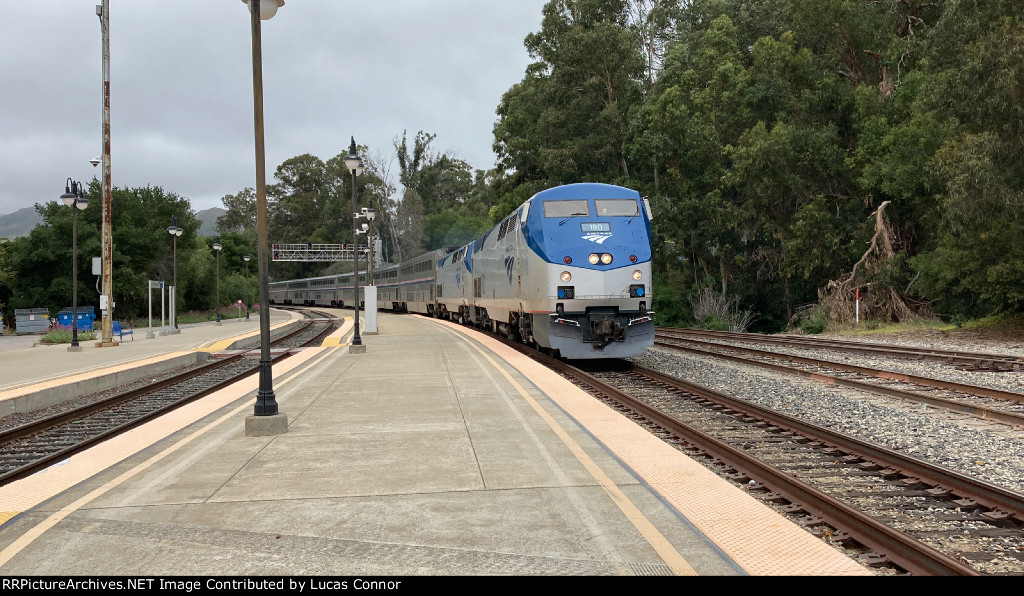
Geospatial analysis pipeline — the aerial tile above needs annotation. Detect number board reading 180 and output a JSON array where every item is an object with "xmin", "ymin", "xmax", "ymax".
[{"xmin": 580, "ymin": 222, "xmax": 610, "ymax": 232}]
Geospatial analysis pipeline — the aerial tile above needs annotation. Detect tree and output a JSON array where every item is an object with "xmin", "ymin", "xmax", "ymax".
[
  {"xmin": 216, "ymin": 187, "xmax": 257, "ymax": 235},
  {"xmin": 392, "ymin": 188, "xmax": 425, "ymax": 260},
  {"xmin": 0, "ymin": 239, "xmax": 14, "ymax": 325},
  {"xmin": 6, "ymin": 182, "xmax": 199, "ymax": 322},
  {"xmin": 494, "ymin": 0, "xmax": 647, "ymax": 192}
]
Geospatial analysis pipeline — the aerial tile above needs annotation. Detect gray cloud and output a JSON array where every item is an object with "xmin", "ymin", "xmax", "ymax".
[{"xmin": 0, "ymin": 0, "xmax": 545, "ymax": 215}]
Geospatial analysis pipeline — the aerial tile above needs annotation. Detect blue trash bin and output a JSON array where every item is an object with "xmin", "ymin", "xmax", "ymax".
[{"xmin": 58, "ymin": 306, "xmax": 96, "ymax": 331}]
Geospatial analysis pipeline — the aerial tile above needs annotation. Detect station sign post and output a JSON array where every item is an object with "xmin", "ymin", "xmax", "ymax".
[{"xmin": 147, "ymin": 280, "xmax": 163, "ymax": 339}]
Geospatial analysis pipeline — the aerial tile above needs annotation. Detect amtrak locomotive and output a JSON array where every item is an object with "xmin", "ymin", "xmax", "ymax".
[{"xmin": 269, "ymin": 182, "xmax": 654, "ymax": 359}]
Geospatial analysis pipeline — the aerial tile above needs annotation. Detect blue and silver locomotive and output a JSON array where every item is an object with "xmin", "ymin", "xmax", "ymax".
[
  {"xmin": 434, "ymin": 182, "xmax": 654, "ymax": 358},
  {"xmin": 269, "ymin": 183, "xmax": 654, "ymax": 359}
]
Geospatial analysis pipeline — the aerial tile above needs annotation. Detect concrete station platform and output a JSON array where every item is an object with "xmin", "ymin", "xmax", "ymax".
[
  {"xmin": 0, "ymin": 309, "xmax": 871, "ymax": 576},
  {"xmin": 0, "ymin": 310, "xmax": 300, "ymax": 417}
]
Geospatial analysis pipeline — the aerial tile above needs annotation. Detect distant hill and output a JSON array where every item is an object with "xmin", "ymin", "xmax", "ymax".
[
  {"xmin": 0, "ymin": 207, "xmax": 43, "ymax": 240},
  {"xmin": 196, "ymin": 207, "xmax": 226, "ymax": 237},
  {"xmin": 0, "ymin": 206, "xmax": 226, "ymax": 240}
]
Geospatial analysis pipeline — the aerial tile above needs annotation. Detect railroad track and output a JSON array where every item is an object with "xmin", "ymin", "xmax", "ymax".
[
  {"xmin": 571, "ymin": 360, "xmax": 1024, "ymax": 575},
  {"xmin": 656, "ymin": 327, "xmax": 1024, "ymax": 371},
  {"xmin": 0, "ymin": 309, "xmax": 339, "ymax": 487},
  {"xmin": 654, "ymin": 333, "xmax": 1024, "ymax": 428},
  {"xmin": 455, "ymin": 324, "xmax": 1024, "ymax": 575}
]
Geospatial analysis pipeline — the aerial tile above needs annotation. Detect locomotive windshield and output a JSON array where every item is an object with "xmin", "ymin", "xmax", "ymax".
[
  {"xmin": 543, "ymin": 200, "xmax": 589, "ymax": 218},
  {"xmin": 594, "ymin": 199, "xmax": 640, "ymax": 217}
]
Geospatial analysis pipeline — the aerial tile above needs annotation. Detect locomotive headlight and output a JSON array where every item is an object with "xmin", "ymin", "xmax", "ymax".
[
  {"xmin": 560, "ymin": 271, "xmax": 572, "ymax": 282},
  {"xmin": 600, "ymin": 253, "xmax": 613, "ymax": 264},
  {"xmin": 588, "ymin": 253, "xmax": 600, "ymax": 265},
  {"xmin": 632, "ymin": 270, "xmax": 642, "ymax": 280}
]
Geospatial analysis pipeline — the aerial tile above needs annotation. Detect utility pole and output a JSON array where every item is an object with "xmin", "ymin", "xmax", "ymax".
[{"xmin": 97, "ymin": 0, "xmax": 115, "ymax": 347}]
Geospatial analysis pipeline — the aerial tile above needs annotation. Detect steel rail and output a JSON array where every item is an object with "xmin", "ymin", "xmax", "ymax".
[
  {"xmin": 656, "ymin": 327, "xmax": 1024, "ymax": 370},
  {"xmin": 538, "ymin": 356, "xmax": 981, "ymax": 575},
  {"xmin": 627, "ymin": 363, "xmax": 1024, "ymax": 523},
  {"xmin": 654, "ymin": 338, "xmax": 1024, "ymax": 427}
]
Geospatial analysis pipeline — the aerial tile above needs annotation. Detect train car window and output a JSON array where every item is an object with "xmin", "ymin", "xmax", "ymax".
[
  {"xmin": 543, "ymin": 200, "xmax": 589, "ymax": 218},
  {"xmin": 594, "ymin": 199, "xmax": 640, "ymax": 216}
]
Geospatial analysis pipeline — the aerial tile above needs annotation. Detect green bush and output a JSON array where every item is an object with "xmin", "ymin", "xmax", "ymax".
[
  {"xmin": 700, "ymin": 317, "xmax": 731, "ymax": 331},
  {"xmin": 799, "ymin": 307, "xmax": 828, "ymax": 334},
  {"xmin": 40, "ymin": 326, "xmax": 97, "ymax": 344}
]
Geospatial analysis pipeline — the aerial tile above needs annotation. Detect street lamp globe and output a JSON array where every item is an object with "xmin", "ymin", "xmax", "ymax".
[
  {"xmin": 242, "ymin": 0, "xmax": 284, "ymax": 20},
  {"xmin": 344, "ymin": 139, "xmax": 362, "ymax": 172}
]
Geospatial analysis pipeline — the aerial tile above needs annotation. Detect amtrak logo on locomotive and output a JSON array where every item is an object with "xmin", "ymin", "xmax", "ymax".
[
  {"xmin": 504, "ymin": 256, "xmax": 515, "ymax": 285},
  {"xmin": 582, "ymin": 233, "xmax": 612, "ymax": 244}
]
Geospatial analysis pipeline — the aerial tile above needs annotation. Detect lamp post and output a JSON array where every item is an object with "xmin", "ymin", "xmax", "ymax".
[
  {"xmin": 212, "ymin": 236, "xmax": 222, "ymax": 324},
  {"xmin": 167, "ymin": 216, "xmax": 182, "ymax": 333},
  {"xmin": 343, "ymin": 137, "xmax": 365, "ymax": 352},
  {"xmin": 243, "ymin": 0, "xmax": 287, "ymax": 435},
  {"xmin": 61, "ymin": 179, "xmax": 89, "ymax": 352},
  {"xmin": 243, "ymin": 251, "xmax": 251, "ymax": 321},
  {"xmin": 363, "ymin": 207, "xmax": 377, "ymax": 285}
]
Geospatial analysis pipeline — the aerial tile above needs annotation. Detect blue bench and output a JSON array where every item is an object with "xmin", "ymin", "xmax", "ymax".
[{"xmin": 113, "ymin": 321, "xmax": 134, "ymax": 341}]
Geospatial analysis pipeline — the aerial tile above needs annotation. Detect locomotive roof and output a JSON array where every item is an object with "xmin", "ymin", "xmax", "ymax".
[{"xmin": 532, "ymin": 183, "xmax": 641, "ymax": 201}]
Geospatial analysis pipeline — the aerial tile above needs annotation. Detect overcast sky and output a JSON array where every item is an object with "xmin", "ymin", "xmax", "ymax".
[{"xmin": 0, "ymin": 0, "xmax": 548, "ymax": 216}]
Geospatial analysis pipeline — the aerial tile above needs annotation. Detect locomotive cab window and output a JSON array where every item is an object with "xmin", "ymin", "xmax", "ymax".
[
  {"xmin": 594, "ymin": 199, "xmax": 640, "ymax": 217},
  {"xmin": 543, "ymin": 200, "xmax": 589, "ymax": 218}
]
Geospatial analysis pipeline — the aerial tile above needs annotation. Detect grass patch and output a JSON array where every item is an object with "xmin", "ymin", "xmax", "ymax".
[
  {"xmin": 38, "ymin": 326, "xmax": 98, "ymax": 344},
  {"xmin": 959, "ymin": 314, "xmax": 1024, "ymax": 333},
  {"xmin": 821, "ymin": 318, "xmax": 955, "ymax": 336},
  {"xmin": 818, "ymin": 313, "xmax": 1024, "ymax": 338}
]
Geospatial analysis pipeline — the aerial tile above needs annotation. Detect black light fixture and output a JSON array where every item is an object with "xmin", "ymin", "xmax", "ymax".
[
  {"xmin": 167, "ymin": 216, "xmax": 183, "ymax": 332},
  {"xmin": 242, "ymin": 0, "xmax": 286, "ymax": 434},
  {"xmin": 243, "ymin": 250, "xmax": 251, "ymax": 321},
  {"xmin": 61, "ymin": 179, "xmax": 89, "ymax": 351},
  {"xmin": 212, "ymin": 236, "xmax": 223, "ymax": 324},
  {"xmin": 344, "ymin": 137, "xmax": 366, "ymax": 351}
]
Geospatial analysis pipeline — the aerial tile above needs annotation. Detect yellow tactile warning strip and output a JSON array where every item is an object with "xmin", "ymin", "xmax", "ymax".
[
  {"xmin": 432, "ymin": 319, "xmax": 872, "ymax": 576},
  {"xmin": 320, "ymin": 317, "xmax": 354, "ymax": 347},
  {"xmin": 0, "ymin": 346, "xmax": 331, "ymax": 564},
  {"xmin": 196, "ymin": 317, "xmax": 299, "ymax": 353}
]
